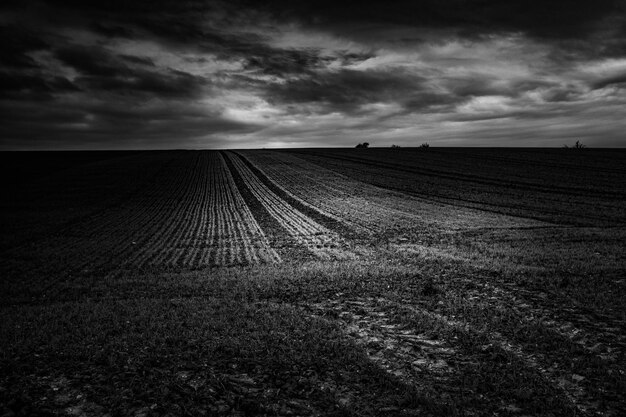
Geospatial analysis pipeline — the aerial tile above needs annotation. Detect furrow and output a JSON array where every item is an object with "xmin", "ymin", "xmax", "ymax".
[{"xmin": 225, "ymin": 151, "xmax": 354, "ymax": 260}]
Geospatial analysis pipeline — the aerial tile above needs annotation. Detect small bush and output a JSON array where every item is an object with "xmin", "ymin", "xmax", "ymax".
[
  {"xmin": 355, "ymin": 142, "xmax": 370, "ymax": 148},
  {"xmin": 391, "ymin": 144, "xmax": 401, "ymax": 148},
  {"xmin": 563, "ymin": 140, "xmax": 586, "ymax": 149}
]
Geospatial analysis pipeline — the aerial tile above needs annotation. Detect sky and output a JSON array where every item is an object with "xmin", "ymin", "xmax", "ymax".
[{"xmin": 1, "ymin": 0, "xmax": 626, "ymax": 149}]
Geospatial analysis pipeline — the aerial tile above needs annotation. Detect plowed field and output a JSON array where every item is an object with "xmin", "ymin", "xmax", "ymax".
[{"xmin": 1, "ymin": 148, "xmax": 625, "ymax": 416}]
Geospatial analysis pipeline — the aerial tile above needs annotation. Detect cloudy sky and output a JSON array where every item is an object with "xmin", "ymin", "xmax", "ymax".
[{"xmin": 1, "ymin": 0, "xmax": 626, "ymax": 149}]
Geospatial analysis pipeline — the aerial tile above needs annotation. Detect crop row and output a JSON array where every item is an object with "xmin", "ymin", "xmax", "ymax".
[
  {"xmin": 294, "ymin": 148, "xmax": 626, "ymax": 197},
  {"xmin": 121, "ymin": 151, "xmax": 279, "ymax": 268},
  {"xmin": 288, "ymin": 149, "xmax": 626, "ymax": 226},
  {"xmin": 239, "ymin": 151, "xmax": 541, "ymax": 244},
  {"xmin": 225, "ymin": 152, "xmax": 353, "ymax": 260},
  {"xmin": 0, "ymin": 152, "xmax": 178, "ymax": 252},
  {"xmin": 1, "ymin": 152, "xmax": 280, "ymax": 296}
]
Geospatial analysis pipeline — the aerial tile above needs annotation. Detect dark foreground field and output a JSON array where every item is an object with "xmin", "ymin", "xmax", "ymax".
[{"xmin": 1, "ymin": 148, "xmax": 625, "ymax": 416}]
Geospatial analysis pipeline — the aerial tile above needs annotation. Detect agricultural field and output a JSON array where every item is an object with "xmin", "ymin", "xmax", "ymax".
[{"xmin": 1, "ymin": 148, "xmax": 625, "ymax": 416}]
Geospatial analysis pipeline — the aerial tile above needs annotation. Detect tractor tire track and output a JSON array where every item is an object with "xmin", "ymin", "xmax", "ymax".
[
  {"xmin": 222, "ymin": 151, "xmax": 312, "ymax": 262},
  {"xmin": 305, "ymin": 297, "xmax": 582, "ymax": 416},
  {"xmin": 233, "ymin": 151, "xmax": 357, "ymax": 239},
  {"xmin": 223, "ymin": 152, "xmax": 355, "ymax": 261}
]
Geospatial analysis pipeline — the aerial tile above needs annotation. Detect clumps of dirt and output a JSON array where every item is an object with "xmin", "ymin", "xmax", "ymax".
[
  {"xmin": 428, "ymin": 275, "xmax": 626, "ymax": 416},
  {"xmin": 304, "ymin": 295, "xmax": 605, "ymax": 416},
  {"xmin": 464, "ymin": 278, "xmax": 626, "ymax": 360},
  {"xmin": 0, "ymin": 376, "xmax": 106, "ymax": 417},
  {"xmin": 309, "ymin": 298, "xmax": 455, "ymax": 376},
  {"xmin": 305, "ymin": 297, "xmax": 465, "ymax": 413},
  {"xmin": 0, "ymin": 371, "xmax": 323, "ymax": 417}
]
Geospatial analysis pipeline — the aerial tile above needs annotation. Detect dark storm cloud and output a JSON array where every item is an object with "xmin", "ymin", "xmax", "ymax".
[
  {"xmin": 0, "ymin": 99, "xmax": 260, "ymax": 150},
  {"xmin": 0, "ymin": 1, "xmax": 265, "ymax": 148},
  {"xmin": 541, "ymin": 86, "xmax": 585, "ymax": 103},
  {"xmin": 74, "ymin": 70, "xmax": 207, "ymax": 98},
  {"xmin": 15, "ymin": 0, "xmax": 262, "ymax": 50},
  {"xmin": 1, "ymin": 0, "xmax": 626, "ymax": 149},
  {"xmin": 55, "ymin": 45, "xmax": 124, "ymax": 77},
  {"xmin": 0, "ymin": 25, "xmax": 48, "ymax": 69},
  {"xmin": 265, "ymin": 69, "xmax": 427, "ymax": 111},
  {"xmin": 91, "ymin": 23, "xmax": 136, "ymax": 39},
  {"xmin": 591, "ymin": 72, "xmax": 626, "ymax": 89},
  {"xmin": 402, "ymin": 93, "xmax": 464, "ymax": 113},
  {"xmin": 243, "ymin": 50, "xmax": 375, "ymax": 77},
  {"xmin": 263, "ymin": 67, "xmax": 572, "ymax": 116},
  {"xmin": 244, "ymin": 49, "xmax": 327, "ymax": 76},
  {"xmin": 54, "ymin": 45, "xmax": 208, "ymax": 98},
  {"xmin": 251, "ymin": 0, "xmax": 622, "ymax": 40},
  {"xmin": 0, "ymin": 72, "xmax": 78, "ymax": 99},
  {"xmin": 21, "ymin": 0, "xmax": 622, "ymax": 44},
  {"xmin": 119, "ymin": 55, "xmax": 156, "ymax": 66}
]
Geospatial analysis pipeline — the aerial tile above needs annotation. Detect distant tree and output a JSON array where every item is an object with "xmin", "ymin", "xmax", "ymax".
[
  {"xmin": 355, "ymin": 142, "xmax": 370, "ymax": 148},
  {"xmin": 419, "ymin": 142, "xmax": 430, "ymax": 148},
  {"xmin": 563, "ymin": 140, "xmax": 586, "ymax": 149},
  {"xmin": 391, "ymin": 144, "xmax": 401, "ymax": 148}
]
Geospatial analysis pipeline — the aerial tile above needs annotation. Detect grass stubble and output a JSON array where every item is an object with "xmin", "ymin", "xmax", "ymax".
[{"xmin": 1, "ymin": 235, "xmax": 624, "ymax": 416}]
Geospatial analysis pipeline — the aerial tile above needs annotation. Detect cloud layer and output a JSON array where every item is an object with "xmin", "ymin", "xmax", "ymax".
[{"xmin": 1, "ymin": 0, "xmax": 626, "ymax": 149}]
